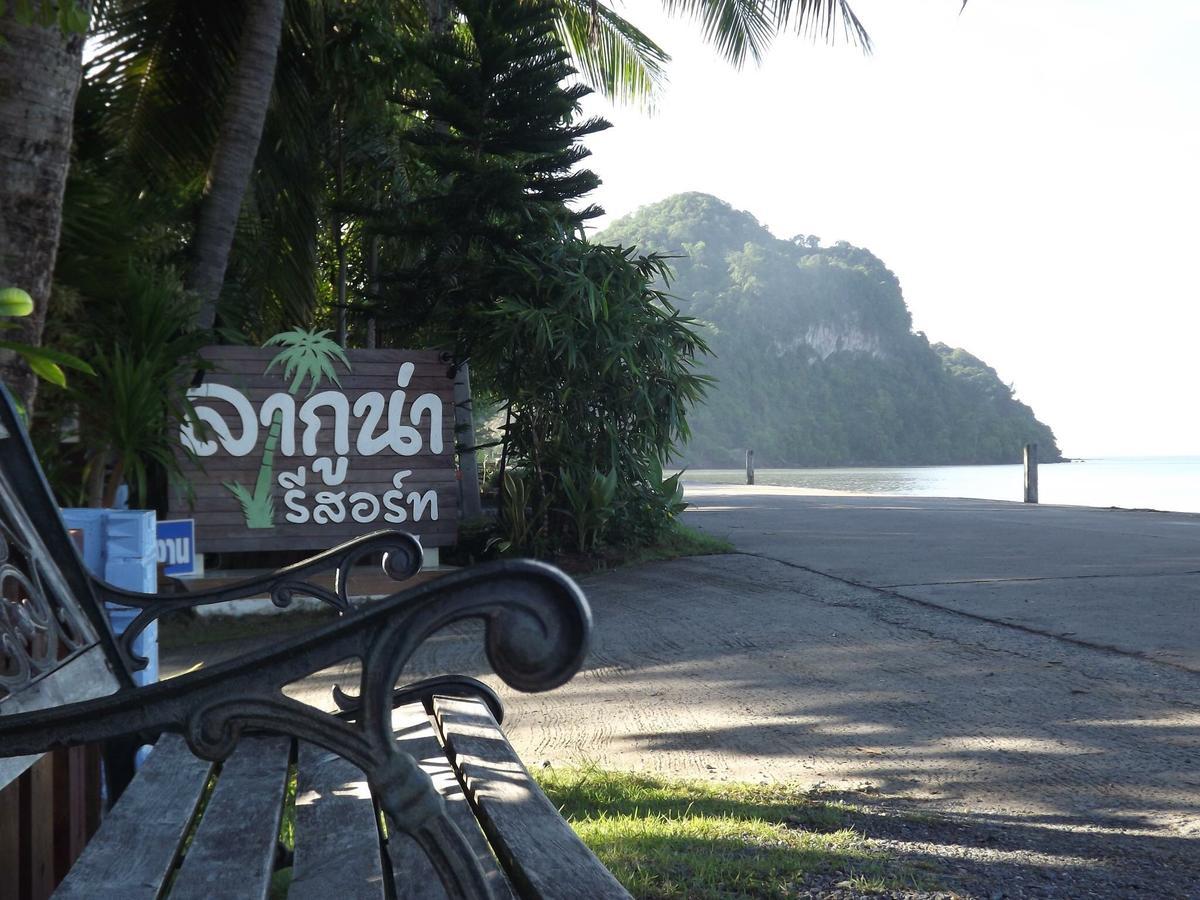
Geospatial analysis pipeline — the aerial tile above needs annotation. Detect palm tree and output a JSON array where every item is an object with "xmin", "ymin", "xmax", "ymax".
[
  {"xmin": 224, "ymin": 327, "xmax": 350, "ymax": 528},
  {"xmin": 84, "ymin": 0, "xmax": 872, "ymax": 335},
  {"xmin": 0, "ymin": 6, "xmax": 90, "ymax": 415},
  {"xmin": 185, "ymin": 0, "xmax": 287, "ymax": 332}
]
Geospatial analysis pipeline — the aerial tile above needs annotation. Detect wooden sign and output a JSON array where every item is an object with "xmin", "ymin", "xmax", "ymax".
[{"xmin": 169, "ymin": 333, "xmax": 457, "ymax": 553}]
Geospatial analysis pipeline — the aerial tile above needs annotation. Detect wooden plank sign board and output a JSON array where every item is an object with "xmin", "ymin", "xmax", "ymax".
[{"xmin": 169, "ymin": 341, "xmax": 457, "ymax": 553}]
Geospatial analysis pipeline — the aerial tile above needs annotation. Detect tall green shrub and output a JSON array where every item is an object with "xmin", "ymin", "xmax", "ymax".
[{"xmin": 477, "ymin": 240, "xmax": 711, "ymax": 554}]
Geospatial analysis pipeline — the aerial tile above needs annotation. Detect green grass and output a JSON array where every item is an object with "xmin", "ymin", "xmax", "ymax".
[
  {"xmin": 535, "ymin": 767, "xmax": 935, "ymax": 899},
  {"xmin": 619, "ymin": 522, "xmax": 735, "ymax": 566},
  {"xmin": 270, "ymin": 767, "xmax": 298, "ymax": 900}
]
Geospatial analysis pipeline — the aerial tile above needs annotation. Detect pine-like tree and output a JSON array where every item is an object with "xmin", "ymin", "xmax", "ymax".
[{"xmin": 367, "ymin": 0, "xmax": 610, "ymax": 345}]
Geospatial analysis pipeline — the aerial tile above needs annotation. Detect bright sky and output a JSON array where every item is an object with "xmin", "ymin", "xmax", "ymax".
[{"xmin": 579, "ymin": 0, "xmax": 1200, "ymax": 458}]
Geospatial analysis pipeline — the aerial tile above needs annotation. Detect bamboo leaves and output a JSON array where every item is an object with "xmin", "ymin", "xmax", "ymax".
[
  {"xmin": 479, "ymin": 239, "xmax": 712, "ymax": 554},
  {"xmin": 560, "ymin": 468, "xmax": 618, "ymax": 554}
]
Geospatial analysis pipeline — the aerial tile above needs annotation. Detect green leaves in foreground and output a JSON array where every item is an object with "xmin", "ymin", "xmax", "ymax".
[
  {"xmin": 0, "ymin": 339, "xmax": 94, "ymax": 388},
  {"xmin": 0, "ymin": 286, "xmax": 94, "ymax": 389},
  {"xmin": 536, "ymin": 768, "xmax": 912, "ymax": 899},
  {"xmin": 560, "ymin": 468, "xmax": 618, "ymax": 554},
  {"xmin": 0, "ymin": 0, "xmax": 89, "ymax": 35},
  {"xmin": 63, "ymin": 264, "xmax": 211, "ymax": 508}
]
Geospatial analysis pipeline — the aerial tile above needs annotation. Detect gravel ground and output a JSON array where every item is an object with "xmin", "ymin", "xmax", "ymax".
[{"xmin": 164, "ymin": 551, "xmax": 1200, "ymax": 897}]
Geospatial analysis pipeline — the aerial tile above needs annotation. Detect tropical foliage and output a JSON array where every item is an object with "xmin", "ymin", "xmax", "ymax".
[
  {"xmin": 11, "ymin": 0, "xmax": 888, "ymax": 543},
  {"xmin": 476, "ymin": 242, "xmax": 711, "ymax": 553},
  {"xmin": 599, "ymin": 193, "xmax": 1063, "ymax": 466},
  {"xmin": 371, "ymin": 0, "xmax": 712, "ymax": 555},
  {"xmin": 361, "ymin": 0, "xmax": 610, "ymax": 342},
  {"xmin": 4, "ymin": 0, "xmax": 880, "ymax": 408},
  {"xmin": 37, "ymin": 265, "xmax": 210, "ymax": 508},
  {"xmin": 0, "ymin": 287, "xmax": 92, "ymax": 392}
]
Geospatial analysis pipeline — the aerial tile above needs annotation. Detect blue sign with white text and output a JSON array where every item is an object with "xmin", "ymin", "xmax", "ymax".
[{"xmin": 156, "ymin": 518, "xmax": 196, "ymax": 577}]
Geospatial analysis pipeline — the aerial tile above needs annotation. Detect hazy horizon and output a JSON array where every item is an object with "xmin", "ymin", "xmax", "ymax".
[{"xmin": 577, "ymin": 1, "xmax": 1200, "ymax": 459}]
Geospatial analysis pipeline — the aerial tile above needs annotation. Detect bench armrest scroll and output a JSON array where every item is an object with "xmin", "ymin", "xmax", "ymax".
[
  {"xmin": 333, "ymin": 674, "xmax": 505, "ymax": 725},
  {"xmin": 91, "ymin": 530, "xmax": 423, "ymax": 670}
]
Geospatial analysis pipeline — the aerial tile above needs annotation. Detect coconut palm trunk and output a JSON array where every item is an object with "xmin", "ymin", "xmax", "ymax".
[
  {"xmin": 187, "ymin": 0, "xmax": 287, "ymax": 332},
  {"xmin": 425, "ymin": 0, "xmax": 452, "ymax": 34},
  {"xmin": 0, "ymin": 8, "xmax": 88, "ymax": 415}
]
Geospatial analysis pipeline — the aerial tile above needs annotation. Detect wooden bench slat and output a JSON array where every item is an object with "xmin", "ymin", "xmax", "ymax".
[
  {"xmin": 288, "ymin": 741, "xmax": 387, "ymax": 899},
  {"xmin": 168, "ymin": 736, "xmax": 291, "ymax": 900},
  {"xmin": 388, "ymin": 704, "xmax": 515, "ymax": 900},
  {"xmin": 52, "ymin": 735, "xmax": 213, "ymax": 900},
  {"xmin": 433, "ymin": 697, "xmax": 631, "ymax": 900}
]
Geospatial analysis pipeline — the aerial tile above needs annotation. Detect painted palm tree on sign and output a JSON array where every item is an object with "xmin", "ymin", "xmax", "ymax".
[
  {"xmin": 262, "ymin": 327, "xmax": 350, "ymax": 395},
  {"xmin": 224, "ymin": 328, "xmax": 351, "ymax": 528}
]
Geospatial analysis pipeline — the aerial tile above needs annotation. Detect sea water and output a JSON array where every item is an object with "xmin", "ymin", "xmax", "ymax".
[{"xmin": 679, "ymin": 457, "xmax": 1200, "ymax": 514}]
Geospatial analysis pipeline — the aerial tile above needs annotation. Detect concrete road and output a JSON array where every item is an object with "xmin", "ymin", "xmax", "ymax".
[
  {"xmin": 684, "ymin": 484, "xmax": 1200, "ymax": 672},
  {"xmin": 167, "ymin": 485, "xmax": 1200, "ymax": 854}
]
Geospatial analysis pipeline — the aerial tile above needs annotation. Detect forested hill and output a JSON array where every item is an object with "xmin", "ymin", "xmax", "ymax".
[{"xmin": 597, "ymin": 193, "xmax": 1063, "ymax": 467}]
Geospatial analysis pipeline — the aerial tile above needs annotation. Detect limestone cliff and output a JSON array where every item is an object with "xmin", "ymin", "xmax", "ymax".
[{"xmin": 597, "ymin": 193, "xmax": 1063, "ymax": 466}]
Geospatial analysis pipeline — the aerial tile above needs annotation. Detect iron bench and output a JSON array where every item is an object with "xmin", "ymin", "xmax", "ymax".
[{"xmin": 0, "ymin": 383, "xmax": 629, "ymax": 899}]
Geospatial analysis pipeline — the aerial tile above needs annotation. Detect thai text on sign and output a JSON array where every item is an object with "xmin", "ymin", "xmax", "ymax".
[{"xmin": 170, "ymin": 334, "xmax": 457, "ymax": 553}]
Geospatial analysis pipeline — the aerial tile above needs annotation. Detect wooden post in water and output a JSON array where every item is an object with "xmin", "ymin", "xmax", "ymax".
[
  {"xmin": 746, "ymin": 449, "xmax": 755, "ymax": 485},
  {"xmin": 1024, "ymin": 443, "xmax": 1038, "ymax": 503}
]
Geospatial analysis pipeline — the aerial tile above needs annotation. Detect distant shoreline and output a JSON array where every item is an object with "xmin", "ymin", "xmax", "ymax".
[
  {"xmin": 671, "ymin": 460, "xmax": 1073, "ymax": 473},
  {"xmin": 672, "ymin": 458, "xmax": 1200, "ymax": 516}
]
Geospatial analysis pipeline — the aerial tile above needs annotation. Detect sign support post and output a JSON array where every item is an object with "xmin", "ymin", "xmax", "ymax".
[{"xmin": 454, "ymin": 363, "xmax": 482, "ymax": 519}]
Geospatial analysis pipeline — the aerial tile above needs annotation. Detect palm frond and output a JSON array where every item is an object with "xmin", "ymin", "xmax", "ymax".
[
  {"xmin": 87, "ymin": 0, "xmax": 247, "ymax": 186},
  {"xmin": 659, "ymin": 0, "xmax": 869, "ymax": 67},
  {"xmin": 554, "ymin": 1, "xmax": 670, "ymax": 106},
  {"xmin": 659, "ymin": 0, "xmax": 774, "ymax": 67},
  {"xmin": 773, "ymin": 0, "xmax": 871, "ymax": 52},
  {"xmin": 90, "ymin": 0, "xmax": 327, "ymax": 326}
]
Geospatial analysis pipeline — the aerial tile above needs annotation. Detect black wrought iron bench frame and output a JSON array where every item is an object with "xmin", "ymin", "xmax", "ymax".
[{"xmin": 0, "ymin": 383, "xmax": 623, "ymax": 899}]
